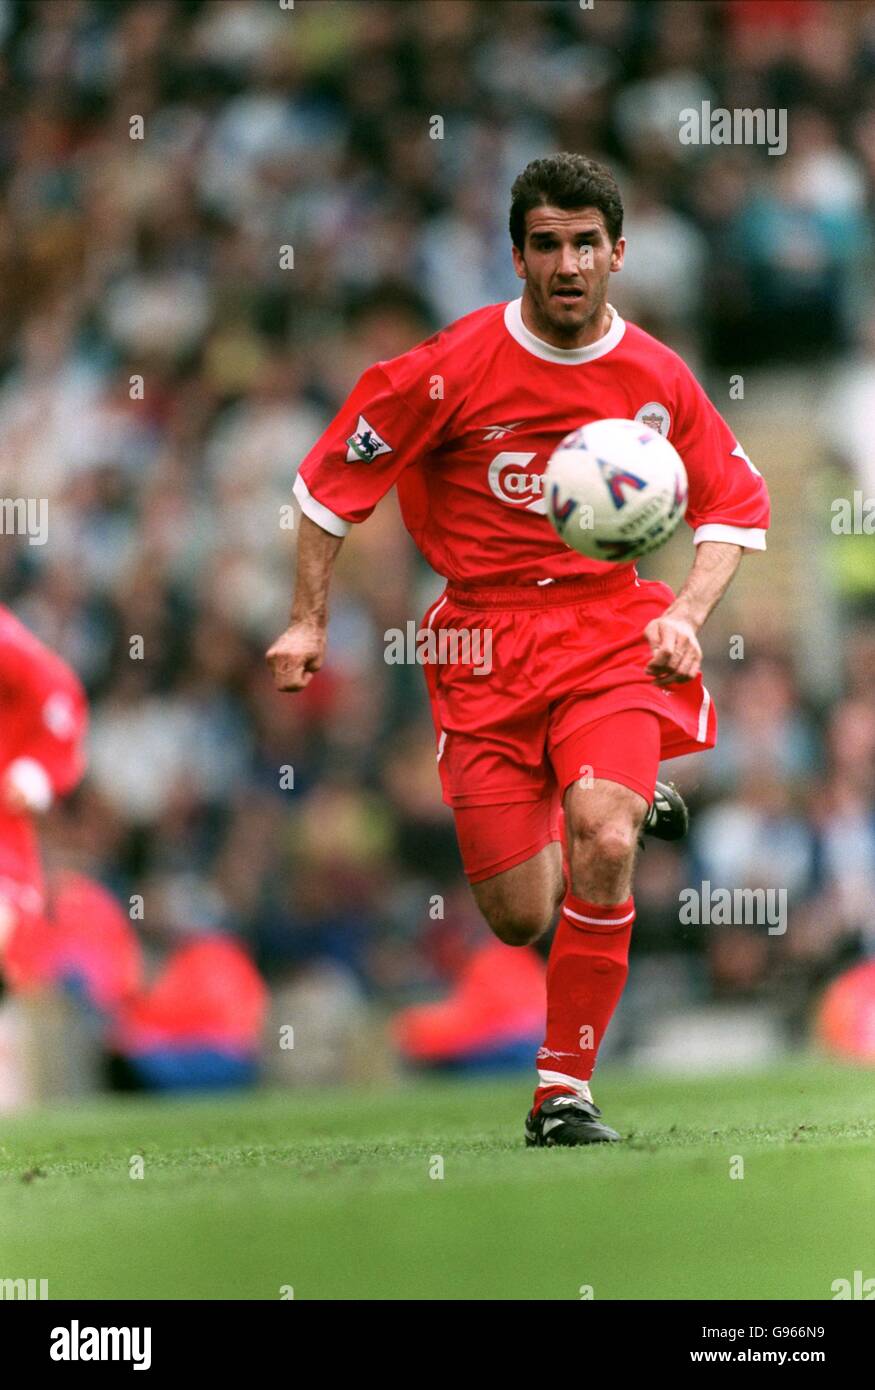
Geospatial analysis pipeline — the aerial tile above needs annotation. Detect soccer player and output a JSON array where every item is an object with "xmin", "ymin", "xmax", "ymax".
[
  {"xmin": 0, "ymin": 605, "xmax": 88, "ymax": 993},
  {"xmin": 267, "ymin": 155, "xmax": 769, "ymax": 1145}
]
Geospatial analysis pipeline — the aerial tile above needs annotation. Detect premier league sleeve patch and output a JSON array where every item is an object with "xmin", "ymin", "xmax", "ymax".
[{"xmin": 345, "ymin": 416, "xmax": 393, "ymax": 464}]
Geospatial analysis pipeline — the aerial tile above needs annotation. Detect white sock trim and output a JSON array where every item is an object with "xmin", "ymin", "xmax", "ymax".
[
  {"xmin": 535, "ymin": 1070, "xmax": 593, "ymax": 1105},
  {"xmin": 564, "ymin": 904, "xmax": 635, "ymax": 927}
]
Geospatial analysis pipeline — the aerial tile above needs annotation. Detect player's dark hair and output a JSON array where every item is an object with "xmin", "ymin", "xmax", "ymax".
[{"xmin": 509, "ymin": 154, "xmax": 624, "ymax": 250}]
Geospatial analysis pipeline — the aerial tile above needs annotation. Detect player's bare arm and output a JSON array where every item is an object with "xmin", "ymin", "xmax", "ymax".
[
  {"xmin": 266, "ymin": 515, "xmax": 344, "ymax": 692},
  {"xmin": 644, "ymin": 540, "xmax": 743, "ymax": 686}
]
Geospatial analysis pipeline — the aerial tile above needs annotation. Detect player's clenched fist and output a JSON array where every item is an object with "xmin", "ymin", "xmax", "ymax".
[
  {"xmin": 266, "ymin": 621, "xmax": 326, "ymax": 691},
  {"xmin": 643, "ymin": 613, "xmax": 701, "ymax": 686}
]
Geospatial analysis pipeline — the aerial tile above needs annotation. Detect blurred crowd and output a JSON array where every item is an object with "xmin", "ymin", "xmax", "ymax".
[{"xmin": 2, "ymin": 0, "xmax": 875, "ymax": 1071}]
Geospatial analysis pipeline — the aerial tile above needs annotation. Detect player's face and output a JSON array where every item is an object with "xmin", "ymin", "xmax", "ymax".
[{"xmin": 512, "ymin": 206, "xmax": 625, "ymax": 346}]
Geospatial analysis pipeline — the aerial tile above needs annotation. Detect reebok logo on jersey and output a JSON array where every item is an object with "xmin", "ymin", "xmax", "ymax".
[
  {"xmin": 346, "ymin": 416, "xmax": 392, "ymax": 464},
  {"xmin": 480, "ymin": 421, "xmax": 525, "ymax": 441}
]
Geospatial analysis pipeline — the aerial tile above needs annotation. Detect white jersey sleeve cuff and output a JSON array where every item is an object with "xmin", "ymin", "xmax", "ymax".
[
  {"xmin": 6, "ymin": 757, "xmax": 54, "ymax": 813},
  {"xmin": 293, "ymin": 473, "xmax": 351, "ymax": 538},
  {"xmin": 693, "ymin": 523, "xmax": 767, "ymax": 552}
]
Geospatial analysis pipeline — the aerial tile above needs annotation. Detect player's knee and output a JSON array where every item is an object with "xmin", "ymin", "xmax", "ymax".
[
  {"xmin": 569, "ymin": 815, "xmax": 638, "ymax": 872},
  {"xmin": 483, "ymin": 903, "xmax": 550, "ymax": 947}
]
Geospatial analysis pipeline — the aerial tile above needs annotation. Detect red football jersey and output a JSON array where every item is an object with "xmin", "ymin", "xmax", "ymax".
[
  {"xmin": 0, "ymin": 606, "xmax": 88, "ymax": 799},
  {"xmin": 295, "ymin": 299, "xmax": 769, "ymax": 586}
]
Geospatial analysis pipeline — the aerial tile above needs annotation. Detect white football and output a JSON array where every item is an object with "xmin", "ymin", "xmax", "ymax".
[{"xmin": 545, "ymin": 417, "xmax": 688, "ymax": 562}]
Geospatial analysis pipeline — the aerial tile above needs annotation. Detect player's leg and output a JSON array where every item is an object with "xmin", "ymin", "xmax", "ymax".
[
  {"xmin": 464, "ymin": 767, "xmax": 685, "ymax": 949},
  {"xmin": 526, "ymin": 710, "xmax": 661, "ymax": 1146},
  {"xmin": 455, "ymin": 798, "xmax": 565, "ymax": 946},
  {"xmin": 427, "ymin": 651, "xmax": 564, "ymax": 945},
  {"xmin": 564, "ymin": 774, "xmax": 646, "ymax": 903},
  {"xmin": 471, "ymin": 843, "xmax": 564, "ymax": 946},
  {"xmin": 0, "ymin": 878, "xmax": 49, "ymax": 992},
  {"xmin": 0, "ymin": 830, "xmax": 48, "ymax": 993}
]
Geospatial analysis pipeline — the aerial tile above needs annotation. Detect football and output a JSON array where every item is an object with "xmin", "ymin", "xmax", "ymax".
[{"xmin": 545, "ymin": 417, "xmax": 688, "ymax": 561}]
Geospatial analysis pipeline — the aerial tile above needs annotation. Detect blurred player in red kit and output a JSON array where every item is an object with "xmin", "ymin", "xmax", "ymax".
[
  {"xmin": 268, "ymin": 155, "xmax": 770, "ymax": 1144},
  {"xmin": 0, "ymin": 605, "xmax": 88, "ymax": 992}
]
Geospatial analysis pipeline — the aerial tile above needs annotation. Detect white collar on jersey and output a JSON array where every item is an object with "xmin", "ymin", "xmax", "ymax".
[{"xmin": 503, "ymin": 297, "xmax": 626, "ymax": 364}]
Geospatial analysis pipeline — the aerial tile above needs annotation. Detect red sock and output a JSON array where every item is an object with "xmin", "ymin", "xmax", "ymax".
[{"xmin": 534, "ymin": 891, "xmax": 635, "ymax": 1110}]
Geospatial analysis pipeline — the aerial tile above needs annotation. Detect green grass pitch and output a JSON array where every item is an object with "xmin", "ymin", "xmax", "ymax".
[{"xmin": 1, "ymin": 1059, "xmax": 872, "ymax": 1300}]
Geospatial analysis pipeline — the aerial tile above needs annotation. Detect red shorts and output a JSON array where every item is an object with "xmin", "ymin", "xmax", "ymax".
[{"xmin": 422, "ymin": 570, "xmax": 717, "ymax": 883}]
